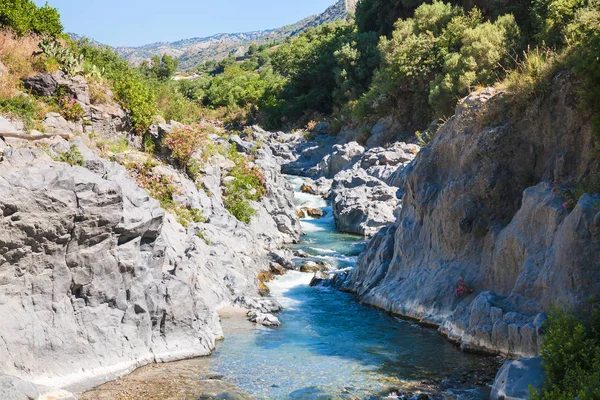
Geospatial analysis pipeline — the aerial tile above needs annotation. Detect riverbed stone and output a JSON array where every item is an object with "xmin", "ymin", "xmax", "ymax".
[
  {"xmin": 490, "ymin": 357, "xmax": 545, "ymax": 400},
  {"xmin": 247, "ymin": 310, "xmax": 281, "ymax": 327}
]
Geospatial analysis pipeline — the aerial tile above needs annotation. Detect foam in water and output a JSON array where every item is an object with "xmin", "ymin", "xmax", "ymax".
[{"xmin": 207, "ymin": 175, "xmax": 497, "ymax": 399}]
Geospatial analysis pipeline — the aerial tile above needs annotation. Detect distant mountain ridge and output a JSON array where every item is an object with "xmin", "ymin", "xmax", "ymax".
[{"xmin": 73, "ymin": 0, "xmax": 357, "ymax": 70}]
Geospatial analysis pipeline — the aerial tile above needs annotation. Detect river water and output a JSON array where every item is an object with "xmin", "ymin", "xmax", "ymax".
[{"xmin": 207, "ymin": 176, "xmax": 499, "ymax": 399}]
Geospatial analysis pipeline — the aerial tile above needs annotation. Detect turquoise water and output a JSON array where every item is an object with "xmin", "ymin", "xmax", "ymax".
[{"xmin": 210, "ymin": 176, "xmax": 497, "ymax": 399}]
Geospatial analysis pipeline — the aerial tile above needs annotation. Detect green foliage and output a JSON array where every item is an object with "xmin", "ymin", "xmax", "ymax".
[
  {"xmin": 357, "ymin": 2, "xmax": 520, "ymax": 121},
  {"xmin": 173, "ymin": 206, "xmax": 206, "ymax": 227},
  {"xmin": 268, "ymin": 21, "xmax": 379, "ymax": 125},
  {"xmin": 565, "ymin": 1, "xmax": 600, "ymax": 140},
  {"xmin": 76, "ymin": 41, "xmax": 156, "ymax": 132},
  {"xmin": 530, "ymin": 305, "xmax": 600, "ymax": 399},
  {"xmin": 196, "ymin": 230, "xmax": 211, "ymax": 245},
  {"xmin": 223, "ymin": 148, "xmax": 267, "ymax": 224},
  {"xmin": 56, "ymin": 144, "xmax": 85, "ymax": 167},
  {"xmin": 0, "ymin": 95, "xmax": 41, "ymax": 130},
  {"xmin": 0, "ymin": 0, "xmax": 62, "ymax": 36},
  {"xmin": 355, "ymin": 0, "xmax": 423, "ymax": 36},
  {"xmin": 204, "ymin": 65, "xmax": 279, "ymax": 109},
  {"xmin": 39, "ymin": 37, "xmax": 83, "ymax": 75},
  {"xmin": 163, "ymin": 123, "xmax": 207, "ymax": 164},
  {"xmin": 144, "ymin": 54, "xmax": 179, "ymax": 80},
  {"xmin": 58, "ymin": 96, "xmax": 85, "ymax": 121},
  {"xmin": 532, "ymin": 0, "xmax": 588, "ymax": 47},
  {"xmin": 155, "ymin": 82, "xmax": 201, "ymax": 123},
  {"xmin": 502, "ymin": 46, "xmax": 562, "ymax": 107}
]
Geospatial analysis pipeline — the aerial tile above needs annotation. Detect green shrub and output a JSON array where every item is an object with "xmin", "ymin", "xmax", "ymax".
[
  {"xmin": 173, "ymin": 206, "xmax": 206, "ymax": 227},
  {"xmin": 75, "ymin": 41, "xmax": 156, "ymax": 133},
  {"xmin": 58, "ymin": 96, "xmax": 85, "ymax": 121},
  {"xmin": 223, "ymin": 191, "xmax": 256, "ymax": 224},
  {"xmin": 530, "ymin": 305, "xmax": 600, "ymax": 399},
  {"xmin": 566, "ymin": 2, "xmax": 600, "ymax": 140},
  {"xmin": 223, "ymin": 148, "xmax": 267, "ymax": 224},
  {"xmin": 0, "ymin": 0, "xmax": 62, "ymax": 37},
  {"xmin": 501, "ymin": 46, "xmax": 562, "ymax": 107},
  {"xmin": 0, "ymin": 95, "xmax": 41, "ymax": 130},
  {"xmin": 356, "ymin": 2, "xmax": 520, "ymax": 122},
  {"xmin": 532, "ymin": 0, "xmax": 588, "ymax": 47},
  {"xmin": 56, "ymin": 144, "xmax": 84, "ymax": 167},
  {"xmin": 163, "ymin": 123, "xmax": 207, "ymax": 165},
  {"xmin": 268, "ymin": 21, "xmax": 378, "ymax": 125},
  {"xmin": 155, "ymin": 82, "xmax": 201, "ymax": 123},
  {"xmin": 143, "ymin": 54, "xmax": 178, "ymax": 81}
]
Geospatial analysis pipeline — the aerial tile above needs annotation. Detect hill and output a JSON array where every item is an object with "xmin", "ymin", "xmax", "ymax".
[{"xmin": 111, "ymin": 0, "xmax": 357, "ymax": 70}]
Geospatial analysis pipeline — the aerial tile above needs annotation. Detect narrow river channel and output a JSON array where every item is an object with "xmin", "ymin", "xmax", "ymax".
[{"xmin": 207, "ymin": 176, "xmax": 499, "ymax": 399}]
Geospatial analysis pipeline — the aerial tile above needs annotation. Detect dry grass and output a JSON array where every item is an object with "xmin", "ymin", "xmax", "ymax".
[
  {"xmin": 498, "ymin": 46, "xmax": 564, "ymax": 102},
  {"xmin": 0, "ymin": 30, "xmax": 41, "ymax": 78},
  {"xmin": 0, "ymin": 30, "xmax": 44, "ymax": 98},
  {"xmin": 87, "ymin": 75, "xmax": 111, "ymax": 105}
]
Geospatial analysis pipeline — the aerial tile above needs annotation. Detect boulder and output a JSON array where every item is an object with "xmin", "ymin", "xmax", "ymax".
[
  {"xmin": 247, "ymin": 310, "xmax": 281, "ymax": 327},
  {"xmin": 309, "ymin": 271, "xmax": 329, "ymax": 287},
  {"xmin": 313, "ymin": 121, "xmax": 331, "ymax": 134},
  {"xmin": 23, "ymin": 71, "xmax": 90, "ymax": 107},
  {"xmin": 300, "ymin": 261, "xmax": 322, "ymax": 273},
  {"xmin": 0, "ymin": 116, "xmax": 19, "ymax": 134},
  {"xmin": 89, "ymin": 103, "xmax": 131, "ymax": 139},
  {"xmin": 300, "ymin": 177, "xmax": 332, "ymax": 197},
  {"xmin": 144, "ymin": 121, "xmax": 182, "ymax": 155},
  {"xmin": 300, "ymin": 261, "xmax": 329, "ymax": 273},
  {"xmin": 331, "ymin": 169, "xmax": 399, "ymax": 236},
  {"xmin": 270, "ymin": 262, "xmax": 286, "ymax": 276},
  {"xmin": 490, "ymin": 357, "xmax": 545, "ymax": 400},
  {"xmin": 42, "ymin": 112, "xmax": 83, "ymax": 136},
  {"xmin": 320, "ymin": 141, "xmax": 365, "ymax": 178},
  {"xmin": 22, "ymin": 73, "xmax": 57, "ymax": 97},
  {"xmin": 306, "ymin": 208, "xmax": 325, "ymax": 218},
  {"xmin": 366, "ymin": 116, "xmax": 396, "ymax": 148},
  {"xmin": 230, "ymin": 135, "xmax": 256, "ymax": 154}
]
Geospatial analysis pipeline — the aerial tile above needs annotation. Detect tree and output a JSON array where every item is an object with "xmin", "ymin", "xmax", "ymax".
[
  {"xmin": 31, "ymin": 2, "xmax": 63, "ymax": 36},
  {"xmin": 148, "ymin": 55, "xmax": 179, "ymax": 80}
]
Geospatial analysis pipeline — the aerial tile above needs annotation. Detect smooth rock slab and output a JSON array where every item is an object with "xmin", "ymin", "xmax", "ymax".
[{"xmin": 490, "ymin": 357, "xmax": 545, "ymax": 400}]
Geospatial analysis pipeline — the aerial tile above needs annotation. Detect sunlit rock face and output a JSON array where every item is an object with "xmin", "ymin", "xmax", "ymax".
[{"xmin": 343, "ymin": 74, "xmax": 600, "ymax": 358}]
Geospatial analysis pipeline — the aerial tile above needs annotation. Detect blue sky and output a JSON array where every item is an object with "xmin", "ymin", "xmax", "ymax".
[{"xmin": 33, "ymin": 0, "xmax": 336, "ymax": 47}]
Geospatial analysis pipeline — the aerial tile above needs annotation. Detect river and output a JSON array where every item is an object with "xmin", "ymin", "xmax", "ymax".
[{"xmin": 206, "ymin": 176, "xmax": 499, "ymax": 399}]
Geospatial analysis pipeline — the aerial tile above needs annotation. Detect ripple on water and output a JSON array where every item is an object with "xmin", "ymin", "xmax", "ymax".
[{"xmin": 208, "ymin": 176, "xmax": 498, "ymax": 399}]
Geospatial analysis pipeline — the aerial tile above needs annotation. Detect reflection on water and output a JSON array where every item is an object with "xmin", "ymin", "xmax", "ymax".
[{"xmin": 209, "ymin": 176, "xmax": 497, "ymax": 399}]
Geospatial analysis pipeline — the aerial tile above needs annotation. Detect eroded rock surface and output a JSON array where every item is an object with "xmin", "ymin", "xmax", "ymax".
[
  {"xmin": 342, "ymin": 74, "xmax": 600, "ymax": 357},
  {"xmin": 0, "ymin": 132, "xmax": 300, "ymax": 393}
]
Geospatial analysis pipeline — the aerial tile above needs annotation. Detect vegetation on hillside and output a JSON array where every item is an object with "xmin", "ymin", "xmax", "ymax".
[
  {"xmin": 0, "ymin": 0, "xmax": 599, "ymax": 223},
  {"xmin": 531, "ymin": 304, "xmax": 600, "ymax": 399}
]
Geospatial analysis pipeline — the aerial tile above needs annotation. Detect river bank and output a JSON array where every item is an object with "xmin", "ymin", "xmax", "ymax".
[{"xmin": 81, "ymin": 175, "xmax": 501, "ymax": 400}]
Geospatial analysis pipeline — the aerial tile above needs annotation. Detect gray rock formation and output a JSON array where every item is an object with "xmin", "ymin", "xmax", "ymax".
[
  {"xmin": 0, "ymin": 131, "xmax": 300, "ymax": 393},
  {"xmin": 89, "ymin": 103, "xmax": 131, "ymax": 139},
  {"xmin": 331, "ymin": 169, "xmax": 399, "ymax": 236},
  {"xmin": 490, "ymin": 357, "xmax": 545, "ymax": 400},
  {"xmin": 342, "ymin": 74, "xmax": 600, "ymax": 357},
  {"xmin": 22, "ymin": 70, "xmax": 133, "ymax": 139},
  {"xmin": 23, "ymin": 71, "xmax": 90, "ymax": 107},
  {"xmin": 42, "ymin": 112, "xmax": 83, "ymax": 136},
  {"xmin": 317, "ymin": 141, "xmax": 365, "ymax": 178}
]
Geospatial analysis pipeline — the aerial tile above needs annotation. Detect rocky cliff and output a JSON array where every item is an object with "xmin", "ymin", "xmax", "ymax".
[
  {"xmin": 0, "ymin": 117, "xmax": 300, "ymax": 395},
  {"xmin": 341, "ymin": 73, "xmax": 600, "ymax": 358}
]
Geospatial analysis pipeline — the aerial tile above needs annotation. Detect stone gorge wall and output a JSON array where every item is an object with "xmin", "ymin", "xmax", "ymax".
[
  {"xmin": 342, "ymin": 73, "xmax": 600, "ymax": 358},
  {"xmin": 0, "ymin": 132, "xmax": 300, "ymax": 394}
]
